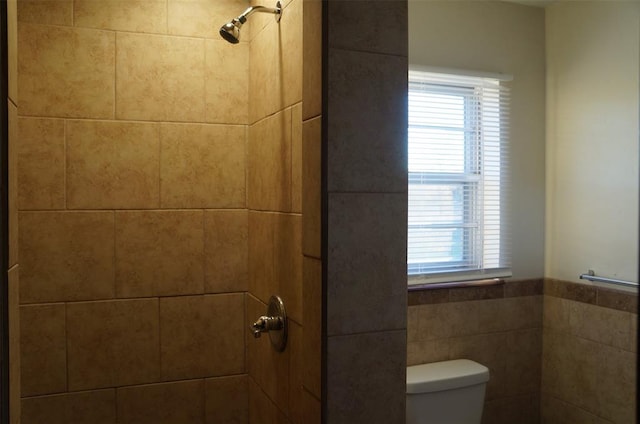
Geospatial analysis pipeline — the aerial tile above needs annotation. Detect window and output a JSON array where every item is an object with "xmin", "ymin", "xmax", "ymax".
[{"xmin": 407, "ymin": 69, "xmax": 511, "ymax": 284}]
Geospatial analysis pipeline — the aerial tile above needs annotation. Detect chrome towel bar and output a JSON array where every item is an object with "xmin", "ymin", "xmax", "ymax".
[{"xmin": 579, "ymin": 270, "xmax": 638, "ymax": 288}]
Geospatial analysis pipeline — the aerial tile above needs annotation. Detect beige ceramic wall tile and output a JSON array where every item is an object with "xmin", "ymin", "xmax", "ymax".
[
  {"xmin": 8, "ymin": 268, "xmax": 20, "ymax": 424},
  {"xmin": 595, "ymin": 344, "xmax": 636, "ymax": 424},
  {"xmin": 18, "ymin": 24, "xmax": 115, "ymax": 119},
  {"xmin": 168, "ymin": 0, "xmax": 249, "ymax": 39},
  {"xmin": 248, "ymin": 212, "xmax": 302, "ymax": 322},
  {"xmin": 115, "ymin": 210, "xmax": 204, "ymax": 297},
  {"xmin": 21, "ymin": 389, "xmax": 116, "ymax": 424},
  {"xmin": 482, "ymin": 395, "xmax": 540, "ymax": 424},
  {"xmin": 8, "ymin": 104, "xmax": 17, "ymax": 267},
  {"xmin": 406, "ymin": 339, "xmax": 449, "ymax": 366},
  {"xmin": 204, "ymin": 210, "xmax": 248, "ymax": 293},
  {"xmin": 160, "ymin": 123, "xmax": 246, "ymax": 208},
  {"xmin": 248, "ymin": 377, "xmax": 289, "ymax": 424},
  {"xmin": 205, "ymin": 40, "xmax": 248, "ymax": 124},
  {"xmin": 248, "ymin": 211, "xmax": 275, "ymax": 301},
  {"xmin": 160, "ymin": 294, "xmax": 245, "ymax": 381},
  {"xmin": 291, "ymin": 103, "xmax": 302, "ymax": 213},
  {"xmin": 20, "ymin": 303, "xmax": 67, "ymax": 396},
  {"xmin": 17, "ymin": 117, "xmax": 65, "ymax": 210},
  {"xmin": 116, "ymin": 33, "xmax": 205, "ymax": 122},
  {"xmin": 117, "ymin": 380, "xmax": 204, "ymax": 424},
  {"xmin": 246, "ymin": 294, "xmax": 289, "ymax": 415},
  {"xmin": 248, "ymin": 109, "xmax": 292, "ymax": 211},
  {"xmin": 19, "ymin": 211, "xmax": 115, "ymax": 303},
  {"xmin": 66, "ymin": 120, "xmax": 160, "ymax": 209},
  {"xmin": 248, "ymin": 0, "xmax": 302, "ymax": 122},
  {"xmin": 7, "ymin": 0, "xmax": 17, "ymax": 103},
  {"xmin": 66, "ymin": 299, "xmax": 160, "ymax": 391},
  {"xmin": 326, "ymin": 331, "xmax": 407, "ymax": 424},
  {"xmin": 74, "ymin": 0, "xmax": 167, "ymax": 33},
  {"xmin": 205, "ymin": 375, "xmax": 248, "ymax": 424},
  {"xmin": 302, "ymin": 0, "xmax": 322, "ymax": 120},
  {"xmin": 302, "ymin": 0, "xmax": 321, "ymax": 120},
  {"xmin": 301, "ymin": 389, "xmax": 321, "ymax": 424},
  {"xmin": 541, "ymin": 331, "xmax": 599, "ymax": 413},
  {"xmin": 302, "ymin": 257, "xmax": 321, "ymax": 398},
  {"xmin": 504, "ymin": 329, "xmax": 542, "ymax": 396},
  {"xmin": 17, "ymin": 0, "xmax": 73, "ymax": 25},
  {"xmin": 288, "ymin": 321, "xmax": 304, "ymax": 424},
  {"xmin": 542, "ymin": 295, "xmax": 571, "ymax": 333},
  {"xmin": 449, "ymin": 332, "xmax": 510, "ymax": 401},
  {"xmin": 274, "ymin": 213, "xmax": 302, "ymax": 323},
  {"xmin": 568, "ymin": 301, "xmax": 634, "ymax": 351},
  {"xmin": 541, "ymin": 394, "xmax": 611, "ymax": 424},
  {"xmin": 302, "ymin": 117, "xmax": 321, "ymax": 259}
]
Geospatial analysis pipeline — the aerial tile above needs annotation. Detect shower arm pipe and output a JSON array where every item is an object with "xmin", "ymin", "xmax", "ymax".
[
  {"xmin": 236, "ymin": 3, "xmax": 282, "ymax": 23},
  {"xmin": 579, "ymin": 270, "xmax": 638, "ymax": 288}
]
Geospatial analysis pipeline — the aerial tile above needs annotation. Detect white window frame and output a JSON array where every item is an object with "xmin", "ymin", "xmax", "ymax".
[{"xmin": 407, "ymin": 68, "xmax": 512, "ymax": 285}]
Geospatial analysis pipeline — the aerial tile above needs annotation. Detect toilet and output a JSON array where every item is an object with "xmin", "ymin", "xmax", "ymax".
[{"xmin": 406, "ymin": 359, "xmax": 490, "ymax": 424}]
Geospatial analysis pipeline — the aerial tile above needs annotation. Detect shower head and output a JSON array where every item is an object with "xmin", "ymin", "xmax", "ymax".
[{"xmin": 219, "ymin": 1, "xmax": 282, "ymax": 44}]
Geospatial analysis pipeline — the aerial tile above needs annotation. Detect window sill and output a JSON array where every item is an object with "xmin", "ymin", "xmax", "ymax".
[{"xmin": 408, "ymin": 277, "xmax": 505, "ymax": 291}]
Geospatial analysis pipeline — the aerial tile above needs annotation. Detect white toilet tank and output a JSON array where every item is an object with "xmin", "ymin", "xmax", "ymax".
[{"xmin": 406, "ymin": 359, "xmax": 490, "ymax": 424}]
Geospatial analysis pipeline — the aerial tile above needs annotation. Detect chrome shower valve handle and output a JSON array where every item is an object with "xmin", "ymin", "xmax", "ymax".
[
  {"xmin": 251, "ymin": 315, "xmax": 283, "ymax": 338},
  {"xmin": 250, "ymin": 295, "xmax": 288, "ymax": 352}
]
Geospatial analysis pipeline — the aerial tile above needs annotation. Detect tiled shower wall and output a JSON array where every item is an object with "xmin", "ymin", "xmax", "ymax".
[
  {"xmin": 15, "ymin": 0, "xmax": 318, "ymax": 422},
  {"xmin": 245, "ymin": 0, "xmax": 321, "ymax": 421},
  {"xmin": 7, "ymin": 0, "xmax": 20, "ymax": 423}
]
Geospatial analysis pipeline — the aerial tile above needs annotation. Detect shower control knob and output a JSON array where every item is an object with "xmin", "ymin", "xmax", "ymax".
[{"xmin": 250, "ymin": 295, "xmax": 288, "ymax": 352}]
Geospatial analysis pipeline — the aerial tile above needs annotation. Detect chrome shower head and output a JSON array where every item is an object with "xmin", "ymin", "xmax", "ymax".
[
  {"xmin": 219, "ymin": 1, "xmax": 282, "ymax": 44},
  {"xmin": 220, "ymin": 18, "xmax": 243, "ymax": 44}
]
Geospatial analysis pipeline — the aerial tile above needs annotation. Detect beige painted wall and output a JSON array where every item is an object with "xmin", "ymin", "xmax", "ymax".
[
  {"xmin": 408, "ymin": 0, "xmax": 547, "ymax": 279},
  {"xmin": 545, "ymin": 1, "xmax": 640, "ymax": 285}
]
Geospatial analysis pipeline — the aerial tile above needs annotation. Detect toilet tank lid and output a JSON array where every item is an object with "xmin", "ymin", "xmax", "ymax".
[{"xmin": 407, "ymin": 359, "xmax": 490, "ymax": 394}]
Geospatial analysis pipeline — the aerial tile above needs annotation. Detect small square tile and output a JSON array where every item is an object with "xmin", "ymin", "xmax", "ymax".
[
  {"xmin": 160, "ymin": 123, "xmax": 246, "ymax": 208},
  {"xmin": 117, "ymin": 380, "xmax": 204, "ymax": 424},
  {"xmin": 116, "ymin": 210, "xmax": 204, "ymax": 297},
  {"xmin": 66, "ymin": 299, "xmax": 160, "ymax": 390},
  {"xmin": 20, "ymin": 303, "xmax": 66, "ymax": 396},
  {"xmin": 66, "ymin": 120, "xmax": 160, "ymax": 209}
]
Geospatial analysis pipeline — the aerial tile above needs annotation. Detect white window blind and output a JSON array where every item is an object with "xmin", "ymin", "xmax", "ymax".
[{"xmin": 407, "ymin": 70, "xmax": 511, "ymax": 284}]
